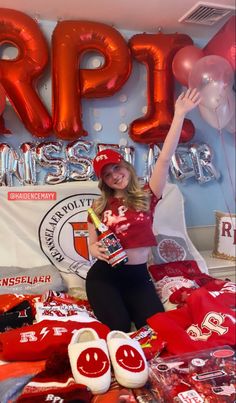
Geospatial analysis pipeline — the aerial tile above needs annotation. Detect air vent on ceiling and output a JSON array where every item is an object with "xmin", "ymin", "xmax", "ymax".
[{"xmin": 179, "ymin": 2, "xmax": 235, "ymax": 26}]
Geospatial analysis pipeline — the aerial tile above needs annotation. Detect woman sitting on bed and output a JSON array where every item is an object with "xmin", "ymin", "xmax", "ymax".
[{"xmin": 86, "ymin": 88, "xmax": 201, "ymax": 332}]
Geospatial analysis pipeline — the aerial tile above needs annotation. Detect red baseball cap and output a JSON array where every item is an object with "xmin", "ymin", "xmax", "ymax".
[{"xmin": 93, "ymin": 149, "xmax": 124, "ymax": 178}]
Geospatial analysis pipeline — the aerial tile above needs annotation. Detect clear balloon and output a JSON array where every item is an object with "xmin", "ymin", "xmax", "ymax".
[
  {"xmin": 188, "ymin": 55, "xmax": 234, "ymax": 91},
  {"xmin": 198, "ymin": 87, "xmax": 235, "ymax": 130},
  {"xmin": 36, "ymin": 142, "xmax": 68, "ymax": 185},
  {"xmin": 189, "ymin": 55, "xmax": 235, "ymax": 130},
  {"xmin": 172, "ymin": 45, "xmax": 204, "ymax": 87}
]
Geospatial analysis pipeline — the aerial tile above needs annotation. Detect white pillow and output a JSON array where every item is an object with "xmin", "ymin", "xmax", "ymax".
[
  {"xmin": 0, "ymin": 265, "xmax": 67, "ymax": 295},
  {"xmin": 152, "ymin": 234, "xmax": 195, "ymax": 264}
]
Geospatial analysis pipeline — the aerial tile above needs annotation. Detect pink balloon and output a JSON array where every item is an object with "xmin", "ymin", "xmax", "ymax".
[{"xmin": 172, "ymin": 45, "xmax": 204, "ymax": 87}]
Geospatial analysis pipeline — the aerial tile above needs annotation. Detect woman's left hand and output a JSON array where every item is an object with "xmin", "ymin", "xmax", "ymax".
[{"xmin": 175, "ymin": 88, "xmax": 201, "ymax": 117}]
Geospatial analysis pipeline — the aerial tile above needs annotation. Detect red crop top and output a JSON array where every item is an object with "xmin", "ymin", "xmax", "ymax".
[{"xmin": 89, "ymin": 185, "xmax": 161, "ymax": 249}]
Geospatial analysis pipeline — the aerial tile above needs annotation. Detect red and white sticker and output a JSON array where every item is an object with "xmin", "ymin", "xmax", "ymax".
[
  {"xmin": 212, "ymin": 348, "xmax": 235, "ymax": 359},
  {"xmin": 178, "ymin": 390, "xmax": 204, "ymax": 403}
]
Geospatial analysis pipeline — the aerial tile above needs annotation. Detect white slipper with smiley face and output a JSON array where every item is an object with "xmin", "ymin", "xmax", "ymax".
[
  {"xmin": 107, "ymin": 330, "xmax": 148, "ymax": 388},
  {"xmin": 68, "ymin": 328, "xmax": 111, "ymax": 394}
]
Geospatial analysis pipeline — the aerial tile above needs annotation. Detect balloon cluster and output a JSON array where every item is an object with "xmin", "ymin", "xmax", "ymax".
[
  {"xmin": 0, "ymin": 141, "xmax": 136, "ymax": 186},
  {"xmin": 0, "ymin": 8, "xmax": 198, "ymax": 144},
  {"xmin": 2, "ymin": 9, "xmax": 234, "ymax": 143},
  {"xmin": 172, "ymin": 16, "xmax": 236, "ymax": 133},
  {"xmin": 0, "ymin": 140, "xmax": 219, "ymax": 186},
  {"xmin": 0, "ymin": 140, "xmax": 92, "ymax": 186}
]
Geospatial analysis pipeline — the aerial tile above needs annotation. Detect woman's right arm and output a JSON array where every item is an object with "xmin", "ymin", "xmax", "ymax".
[{"xmin": 88, "ymin": 222, "xmax": 109, "ymax": 262}]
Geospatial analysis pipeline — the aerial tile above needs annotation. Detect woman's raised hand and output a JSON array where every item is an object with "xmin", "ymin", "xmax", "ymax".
[{"xmin": 175, "ymin": 88, "xmax": 202, "ymax": 117}]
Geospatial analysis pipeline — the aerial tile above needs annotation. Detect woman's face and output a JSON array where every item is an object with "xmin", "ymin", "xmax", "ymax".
[{"xmin": 101, "ymin": 163, "xmax": 130, "ymax": 193}]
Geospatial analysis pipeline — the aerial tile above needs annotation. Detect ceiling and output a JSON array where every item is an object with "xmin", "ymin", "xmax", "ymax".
[{"xmin": 0, "ymin": 0, "xmax": 235, "ymax": 42}]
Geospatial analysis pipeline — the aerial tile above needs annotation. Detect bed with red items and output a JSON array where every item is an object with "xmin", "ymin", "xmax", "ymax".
[
  {"xmin": 0, "ymin": 259, "xmax": 235, "ymax": 402},
  {"xmin": 131, "ymin": 259, "xmax": 236, "ymax": 401}
]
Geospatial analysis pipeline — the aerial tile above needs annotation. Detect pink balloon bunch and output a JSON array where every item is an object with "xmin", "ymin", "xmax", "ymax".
[
  {"xmin": 189, "ymin": 55, "xmax": 235, "ymax": 132},
  {"xmin": 172, "ymin": 40, "xmax": 235, "ymax": 133}
]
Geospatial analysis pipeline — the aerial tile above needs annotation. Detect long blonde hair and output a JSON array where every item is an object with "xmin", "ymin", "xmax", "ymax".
[{"xmin": 93, "ymin": 160, "xmax": 151, "ymax": 217}]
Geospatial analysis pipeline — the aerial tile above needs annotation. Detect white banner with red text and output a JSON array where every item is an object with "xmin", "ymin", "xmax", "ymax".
[{"xmin": 0, "ymin": 181, "xmax": 207, "ymax": 290}]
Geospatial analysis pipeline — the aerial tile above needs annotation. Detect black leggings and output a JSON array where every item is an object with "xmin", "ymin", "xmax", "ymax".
[{"xmin": 86, "ymin": 260, "xmax": 164, "ymax": 332}]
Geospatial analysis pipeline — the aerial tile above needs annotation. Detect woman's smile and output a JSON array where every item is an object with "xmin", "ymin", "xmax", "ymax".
[{"xmin": 102, "ymin": 163, "xmax": 130, "ymax": 189}]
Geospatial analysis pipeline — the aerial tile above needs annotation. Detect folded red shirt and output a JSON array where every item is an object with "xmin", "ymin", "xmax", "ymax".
[
  {"xmin": 0, "ymin": 319, "xmax": 110, "ymax": 361},
  {"xmin": 148, "ymin": 288, "xmax": 236, "ymax": 355}
]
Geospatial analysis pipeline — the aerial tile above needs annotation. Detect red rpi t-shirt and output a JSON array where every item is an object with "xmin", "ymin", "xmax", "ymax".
[{"xmin": 88, "ymin": 185, "xmax": 161, "ymax": 249}]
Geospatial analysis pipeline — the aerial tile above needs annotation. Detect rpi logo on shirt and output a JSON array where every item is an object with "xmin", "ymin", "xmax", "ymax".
[
  {"xmin": 39, "ymin": 193, "xmax": 99, "ymax": 279},
  {"xmin": 45, "ymin": 394, "xmax": 64, "ymax": 403}
]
